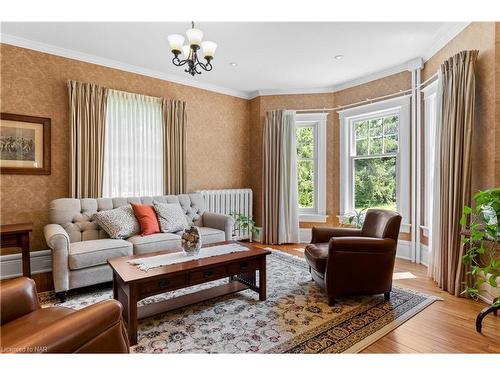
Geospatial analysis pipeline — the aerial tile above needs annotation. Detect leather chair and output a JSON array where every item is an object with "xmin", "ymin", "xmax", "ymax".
[
  {"xmin": 0, "ymin": 277, "xmax": 130, "ymax": 353},
  {"xmin": 305, "ymin": 209, "xmax": 402, "ymax": 306}
]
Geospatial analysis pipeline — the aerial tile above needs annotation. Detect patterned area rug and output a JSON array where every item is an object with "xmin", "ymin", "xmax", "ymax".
[{"xmin": 43, "ymin": 250, "xmax": 438, "ymax": 353}]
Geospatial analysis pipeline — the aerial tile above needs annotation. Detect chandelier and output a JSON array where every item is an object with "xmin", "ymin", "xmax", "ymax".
[{"xmin": 167, "ymin": 22, "xmax": 217, "ymax": 76}]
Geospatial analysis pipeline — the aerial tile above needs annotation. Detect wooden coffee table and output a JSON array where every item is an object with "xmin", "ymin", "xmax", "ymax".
[{"xmin": 108, "ymin": 241, "xmax": 271, "ymax": 345}]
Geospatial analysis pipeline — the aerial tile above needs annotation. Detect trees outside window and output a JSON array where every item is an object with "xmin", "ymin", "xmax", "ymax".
[{"xmin": 295, "ymin": 113, "xmax": 327, "ymax": 222}]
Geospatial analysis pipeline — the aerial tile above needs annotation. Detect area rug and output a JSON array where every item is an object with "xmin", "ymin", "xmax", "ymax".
[{"xmin": 42, "ymin": 250, "xmax": 438, "ymax": 353}]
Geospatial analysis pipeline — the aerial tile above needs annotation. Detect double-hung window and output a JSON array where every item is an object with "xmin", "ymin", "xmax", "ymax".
[
  {"xmin": 295, "ymin": 113, "xmax": 327, "ymax": 222},
  {"xmin": 339, "ymin": 96, "xmax": 411, "ymax": 231}
]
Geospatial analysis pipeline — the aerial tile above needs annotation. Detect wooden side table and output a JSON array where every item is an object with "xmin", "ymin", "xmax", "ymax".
[{"xmin": 0, "ymin": 223, "xmax": 33, "ymax": 278}]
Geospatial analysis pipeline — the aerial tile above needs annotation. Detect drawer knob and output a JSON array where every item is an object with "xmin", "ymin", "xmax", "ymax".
[
  {"xmin": 159, "ymin": 279, "xmax": 170, "ymax": 288},
  {"xmin": 240, "ymin": 261, "xmax": 249, "ymax": 270},
  {"xmin": 203, "ymin": 270, "xmax": 214, "ymax": 278}
]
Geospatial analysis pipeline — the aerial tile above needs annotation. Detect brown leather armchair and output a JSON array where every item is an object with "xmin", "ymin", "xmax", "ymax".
[
  {"xmin": 0, "ymin": 277, "xmax": 130, "ymax": 353},
  {"xmin": 305, "ymin": 209, "xmax": 402, "ymax": 306}
]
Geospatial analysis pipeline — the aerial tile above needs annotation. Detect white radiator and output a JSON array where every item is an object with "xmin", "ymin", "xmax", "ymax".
[{"xmin": 196, "ymin": 188, "xmax": 253, "ymax": 240}]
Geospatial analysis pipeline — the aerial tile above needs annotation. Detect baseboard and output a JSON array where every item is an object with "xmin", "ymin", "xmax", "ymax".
[
  {"xmin": 420, "ymin": 244, "xmax": 429, "ymax": 266},
  {"xmin": 0, "ymin": 250, "xmax": 52, "ymax": 279},
  {"xmin": 396, "ymin": 240, "xmax": 412, "ymax": 260},
  {"xmin": 299, "ymin": 228, "xmax": 312, "ymax": 243}
]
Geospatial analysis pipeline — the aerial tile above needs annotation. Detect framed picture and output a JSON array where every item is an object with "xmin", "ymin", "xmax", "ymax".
[{"xmin": 0, "ymin": 113, "xmax": 51, "ymax": 175}]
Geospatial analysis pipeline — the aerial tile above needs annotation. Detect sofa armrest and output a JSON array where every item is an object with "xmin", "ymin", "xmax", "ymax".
[
  {"xmin": 44, "ymin": 224, "xmax": 71, "ymax": 293},
  {"xmin": 0, "ymin": 277, "xmax": 40, "ymax": 325},
  {"xmin": 202, "ymin": 212, "xmax": 235, "ymax": 240},
  {"xmin": 311, "ymin": 227, "xmax": 363, "ymax": 243},
  {"xmin": 328, "ymin": 237, "xmax": 396, "ymax": 254},
  {"xmin": 13, "ymin": 300, "xmax": 129, "ymax": 353}
]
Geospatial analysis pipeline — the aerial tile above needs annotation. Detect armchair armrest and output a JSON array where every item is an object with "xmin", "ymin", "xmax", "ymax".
[
  {"xmin": 202, "ymin": 212, "xmax": 235, "ymax": 240},
  {"xmin": 311, "ymin": 227, "xmax": 363, "ymax": 243},
  {"xmin": 14, "ymin": 300, "xmax": 129, "ymax": 353},
  {"xmin": 0, "ymin": 277, "xmax": 40, "ymax": 325},
  {"xmin": 44, "ymin": 224, "xmax": 71, "ymax": 293},
  {"xmin": 329, "ymin": 237, "xmax": 396, "ymax": 253}
]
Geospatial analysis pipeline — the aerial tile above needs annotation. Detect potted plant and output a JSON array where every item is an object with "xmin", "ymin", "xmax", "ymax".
[
  {"xmin": 232, "ymin": 213, "xmax": 260, "ymax": 242},
  {"xmin": 460, "ymin": 188, "xmax": 500, "ymax": 308},
  {"xmin": 338, "ymin": 208, "xmax": 367, "ymax": 229}
]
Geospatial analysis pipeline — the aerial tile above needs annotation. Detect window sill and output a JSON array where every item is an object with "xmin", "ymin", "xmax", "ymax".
[{"xmin": 299, "ymin": 214, "xmax": 328, "ymax": 223}]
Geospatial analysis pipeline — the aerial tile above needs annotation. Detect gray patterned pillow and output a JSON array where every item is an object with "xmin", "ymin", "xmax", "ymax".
[
  {"xmin": 92, "ymin": 205, "xmax": 140, "ymax": 239},
  {"xmin": 154, "ymin": 203, "xmax": 190, "ymax": 233}
]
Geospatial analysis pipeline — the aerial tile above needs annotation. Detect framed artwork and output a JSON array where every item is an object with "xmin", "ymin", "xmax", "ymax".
[{"xmin": 0, "ymin": 113, "xmax": 51, "ymax": 175}]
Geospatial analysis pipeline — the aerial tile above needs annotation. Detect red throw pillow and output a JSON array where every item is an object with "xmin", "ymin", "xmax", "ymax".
[{"xmin": 131, "ymin": 203, "xmax": 160, "ymax": 236}]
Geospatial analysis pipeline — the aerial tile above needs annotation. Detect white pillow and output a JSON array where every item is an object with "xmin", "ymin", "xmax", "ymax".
[
  {"xmin": 154, "ymin": 203, "xmax": 190, "ymax": 233},
  {"xmin": 92, "ymin": 205, "xmax": 140, "ymax": 239}
]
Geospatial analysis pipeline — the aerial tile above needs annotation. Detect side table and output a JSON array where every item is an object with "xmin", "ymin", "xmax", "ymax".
[{"xmin": 0, "ymin": 223, "xmax": 33, "ymax": 278}]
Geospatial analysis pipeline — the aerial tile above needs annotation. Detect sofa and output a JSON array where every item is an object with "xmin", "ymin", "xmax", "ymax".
[
  {"xmin": 44, "ymin": 193, "xmax": 234, "ymax": 299},
  {"xmin": 1, "ymin": 277, "xmax": 129, "ymax": 353}
]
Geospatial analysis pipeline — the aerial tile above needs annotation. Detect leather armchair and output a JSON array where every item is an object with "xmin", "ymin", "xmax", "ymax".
[
  {"xmin": 305, "ymin": 209, "xmax": 402, "ymax": 306},
  {"xmin": 0, "ymin": 277, "xmax": 130, "ymax": 353}
]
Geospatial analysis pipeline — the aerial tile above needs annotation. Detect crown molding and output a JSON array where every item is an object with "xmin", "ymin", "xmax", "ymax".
[
  {"xmin": 1, "ymin": 22, "xmax": 470, "ymax": 101},
  {"xmin": 0, "ymin": 33, "xmax": 251, "ymax": 100},
  {"xmin": 421, "ymin": 22, "xmax": 470, "ymax": 62}
]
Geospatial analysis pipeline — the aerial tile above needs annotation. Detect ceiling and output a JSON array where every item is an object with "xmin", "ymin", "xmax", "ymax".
[{"xmin": 1, "ymin": 22, "xmax": 468, "ymax": 98}]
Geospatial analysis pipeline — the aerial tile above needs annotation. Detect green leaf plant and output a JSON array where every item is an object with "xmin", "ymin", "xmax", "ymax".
[
  {"xmin": 460, "ymin": 188, "xmax": 500, "ymax": 308},
  {"xmin": 231, "ymin": 213, "xmax": 260, "ymax": 241}
]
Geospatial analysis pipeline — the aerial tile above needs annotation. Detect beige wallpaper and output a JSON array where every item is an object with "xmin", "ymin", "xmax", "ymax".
[{"xmin": 0, "ymin": 43, "xmax": 250, "ymax": 250}]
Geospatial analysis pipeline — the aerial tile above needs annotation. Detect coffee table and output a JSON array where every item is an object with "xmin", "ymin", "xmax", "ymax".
[{"xmin": 107, "ymin": 241, "xmax": 271, "ymax": 345}]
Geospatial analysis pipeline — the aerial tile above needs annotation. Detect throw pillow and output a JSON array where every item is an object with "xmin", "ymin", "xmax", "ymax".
[
  {"xmin": 154, "ymin": 203, "xmax": 190, "ymax": 233},
  {"xmin": 92, "ymin": 205, "xmax": 140, "ymax": 239},
  {"xmin": 131, "ymin": 203, "xmax": 161, "ymax": 236}
]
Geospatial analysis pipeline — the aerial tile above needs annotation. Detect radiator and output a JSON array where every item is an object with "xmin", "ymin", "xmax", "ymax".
[{"xmin": 196, "ymin": 188, "xmax": 253, "ymax": 240}]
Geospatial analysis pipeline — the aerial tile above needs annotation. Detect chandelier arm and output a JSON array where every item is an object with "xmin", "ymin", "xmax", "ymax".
[{"xmin": 172, "ymin": 57, "xmax": 189, "ymax": 67}]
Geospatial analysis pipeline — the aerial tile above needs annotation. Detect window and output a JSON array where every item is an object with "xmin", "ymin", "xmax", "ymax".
[
  {"xmin": 295, "ymin": 113, "xmax": 327, "ymax": 222},
  {"xmin": 339, "ymin": 96, "xmax": 410, "ymax": 231},
  {"xmin": 422, "ymin": 80, "xmax": 438, "ymax": 236},
  {"xmin": 102, "ymin": 90, "xmax": 164, "ymax": 197}
]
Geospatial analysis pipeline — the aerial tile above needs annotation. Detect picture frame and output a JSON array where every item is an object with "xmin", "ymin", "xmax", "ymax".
[{"xmin": 0, "ymin": 113, "xmax": 51, "ymax": 175}]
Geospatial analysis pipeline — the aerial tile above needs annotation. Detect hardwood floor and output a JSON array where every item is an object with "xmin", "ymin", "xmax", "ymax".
[{"xmin": 255, "ymin": 243, "xmax": 500, "ymax": 353}]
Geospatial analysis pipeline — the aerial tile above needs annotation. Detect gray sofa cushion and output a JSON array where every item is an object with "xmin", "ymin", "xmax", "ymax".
[
  {"xmin": 69, "ymin": 239, "xmax": 133, "ymax": 270},
  {"xmin": 198, "ymin": 227, "xmax": 226, "ymax": 245},
  {"xmin": 127, "ymin": 232, "xmax": 182, "ymax": 254},
  {"xmin": 154, "ymin": 203, "xmax": 189, "ymax": 233},
  {"xmin": 92, "ymin": 205, "xmax": 140, "ymax": 239}
]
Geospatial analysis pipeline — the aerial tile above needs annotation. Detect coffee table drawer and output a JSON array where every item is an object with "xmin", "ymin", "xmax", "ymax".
[
  {"xmin": 189, "ymin": 266, "xmax": 227, "ymax": 283},
  {"xmin": 140, "ymin": 275, "xmax": 186, "ymax": 295},
  {"xmin": 227, "ymin": 259, "xmax": 259, "ymax": 275}
]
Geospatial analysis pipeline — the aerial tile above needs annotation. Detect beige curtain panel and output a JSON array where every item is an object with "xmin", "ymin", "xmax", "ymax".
[
  {"xmin": 162, "ymin": 99, "xmax": 187, "ymax": 195},
  {"xmin": 68, "ymin": 80, "xmax": 108, "ymax": 198},
  {"xmin": 262, "ymin": 110, "xmax": 300, "ymax": 245},
  {"xmin": 429, "ymin": 50, "xmax": 478, "ymax": 296}
]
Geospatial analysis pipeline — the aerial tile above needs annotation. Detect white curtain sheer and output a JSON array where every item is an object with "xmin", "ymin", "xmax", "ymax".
[{"xmin": 103, "ymin": 90, "xmax": 164, "ymax": 197}]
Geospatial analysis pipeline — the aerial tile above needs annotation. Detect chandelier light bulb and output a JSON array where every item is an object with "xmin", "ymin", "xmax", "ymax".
[
  {"xmin": 201, "ymin": 41, "xmax": 217, "ymax": 59},
  {"xmin": 167, "ymin": 34, "xmax": 185, "ymax": 52},
  {"xmin": 182, "ymin": 45, "xmax": 192, "ymax": 60},
  {"xmin": 186, "ymin": 27, "xmax": 203, "ymax": 46}
]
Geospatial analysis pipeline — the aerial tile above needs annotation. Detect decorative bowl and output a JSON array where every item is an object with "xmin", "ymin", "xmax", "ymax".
[{"xmin": 181, "ymin": 226, "xmax": 202, "ymax": 256}]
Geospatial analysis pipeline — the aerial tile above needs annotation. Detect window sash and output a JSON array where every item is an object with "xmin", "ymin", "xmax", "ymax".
[{"xmin": 296, "ymin": 123, "xmax": 317, "ymax": 212}]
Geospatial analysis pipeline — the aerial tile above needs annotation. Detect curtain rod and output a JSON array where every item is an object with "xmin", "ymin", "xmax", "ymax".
[
  {"xmin": 294, "ymin": 88, "xmax": 412, "ymax": 113},
  {"xmin": 293, "ymin": 72, "xmax": 439, "ymax": 113}
]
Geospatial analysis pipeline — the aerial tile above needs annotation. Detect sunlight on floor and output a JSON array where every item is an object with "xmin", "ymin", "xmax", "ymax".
[{"xmin": 393, "ymin": 272, "xmax": 417, "ymax": 280}]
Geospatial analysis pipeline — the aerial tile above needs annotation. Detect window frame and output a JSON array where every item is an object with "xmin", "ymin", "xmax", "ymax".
[
  {"xmin": 295, "ymin": 112, "xmax": 328, "ymax": 223},
  {"xmin": 339, "ymin": 95, "xmax": 411, "ymax": 232},
  {"xmin": 421, "ymin": 80, "xmax": 438, "ymax": 237}
]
